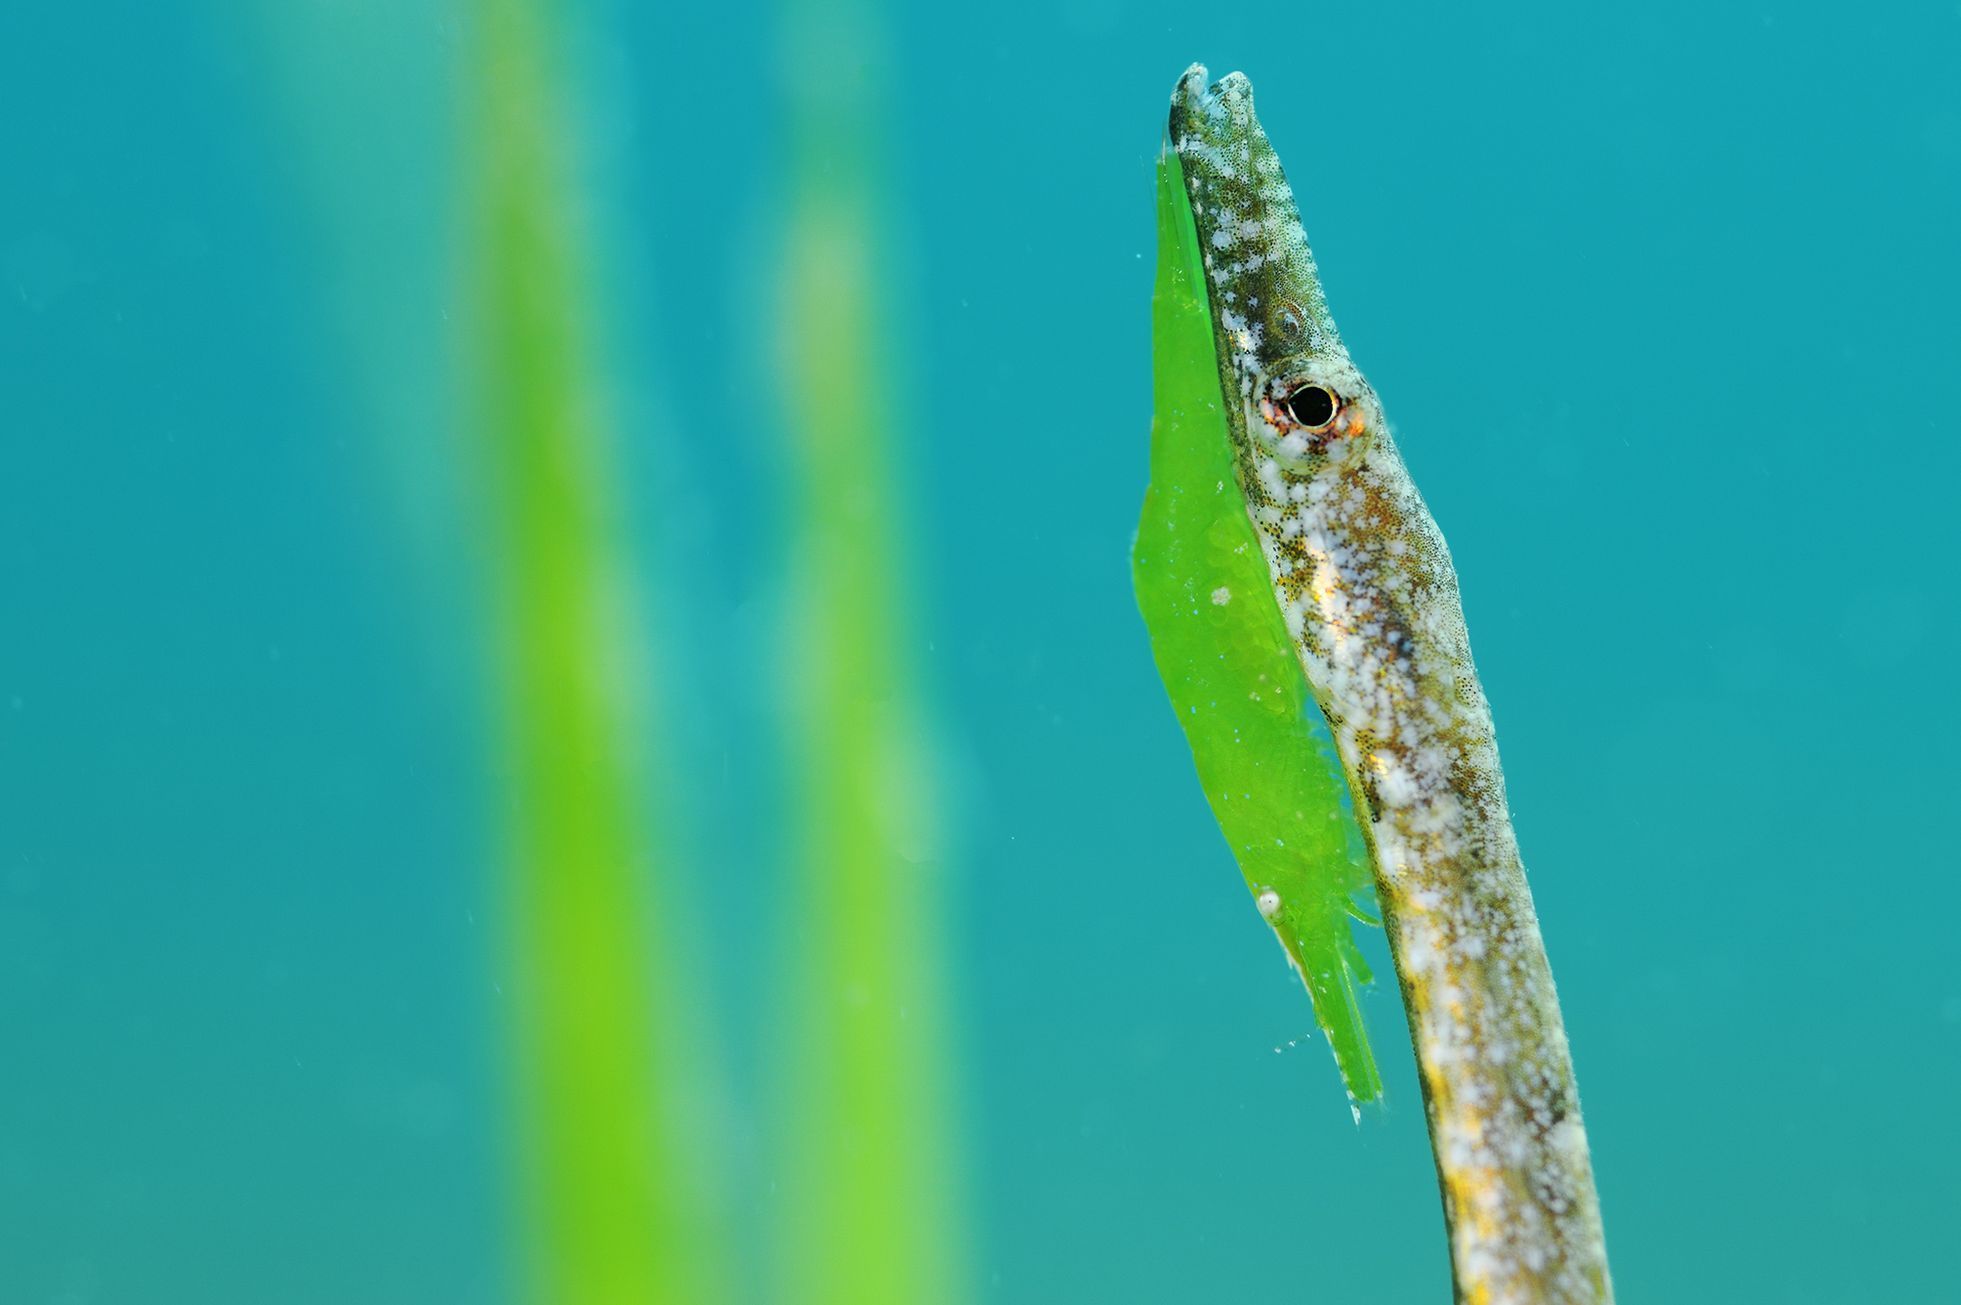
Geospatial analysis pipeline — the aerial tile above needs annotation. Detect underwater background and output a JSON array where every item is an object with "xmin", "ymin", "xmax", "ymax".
[{"xmin": 4, "ymin": 0, "xmax": 1958, "ymax": 1301}]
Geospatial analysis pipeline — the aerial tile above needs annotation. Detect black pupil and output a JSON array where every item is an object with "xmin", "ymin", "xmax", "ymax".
[{"xmin": 1286, "ymin": 385, "xmax": 1336, "ymax": 428}]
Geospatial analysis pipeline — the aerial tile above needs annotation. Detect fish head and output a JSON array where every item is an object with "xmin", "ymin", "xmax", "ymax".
[{"xmin": 1167, "ymin": 65, "xmax": 1383, "ymax": 479}]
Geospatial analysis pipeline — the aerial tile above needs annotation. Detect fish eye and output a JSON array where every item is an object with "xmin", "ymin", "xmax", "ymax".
[{"xmin": 1284, "ymin": 384, "xmax": 1338, "ymax": 430}]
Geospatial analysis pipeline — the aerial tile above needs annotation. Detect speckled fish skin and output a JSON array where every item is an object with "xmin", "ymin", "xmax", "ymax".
[{"xmin": 1168, "ymin": 65, "xmax": 1612, "ymax": 1305}]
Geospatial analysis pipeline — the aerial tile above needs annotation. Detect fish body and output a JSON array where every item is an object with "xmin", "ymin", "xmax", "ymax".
[{"xmin": 1145, "ymin": 64, "xmax": 1613, "ymax": 1304}]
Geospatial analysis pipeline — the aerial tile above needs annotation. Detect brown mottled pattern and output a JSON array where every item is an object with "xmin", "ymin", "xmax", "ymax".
[{"xmin": 1168, "ymin": 66, "xmax": 1612, "ymax": 1305}]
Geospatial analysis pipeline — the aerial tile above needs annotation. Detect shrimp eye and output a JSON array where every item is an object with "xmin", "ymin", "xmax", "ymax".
[{"xmin": 1284, "ymin": 384, "xmax": 1338, "ymax": 430}]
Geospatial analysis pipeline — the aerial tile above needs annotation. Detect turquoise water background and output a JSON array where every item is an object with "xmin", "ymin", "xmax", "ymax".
[{"xmin": 4, "ymin": 1, "xmax": 1958, "ymax": 1301}]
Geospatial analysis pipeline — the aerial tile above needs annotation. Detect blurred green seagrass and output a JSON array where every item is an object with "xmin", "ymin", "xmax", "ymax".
[
  {"xmin": 771, "ymin": 1, "xmax": 968, "ymax": 1301},
  {"xmin": 467, "ymin": 1, "xmax": 729, "ymax": 1301}
]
